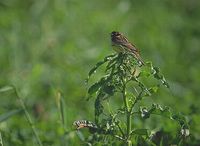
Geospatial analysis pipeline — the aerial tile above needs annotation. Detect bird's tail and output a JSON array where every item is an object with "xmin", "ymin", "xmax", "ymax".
[{"xmin": 134, "ymin": 53, "xmax": 145, "ymax": 66}]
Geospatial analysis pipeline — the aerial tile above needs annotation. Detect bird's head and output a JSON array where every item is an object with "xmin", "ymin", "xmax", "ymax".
[{"xmin": 111, "ymin": 31, "xmax": 120, "ymax": 37}]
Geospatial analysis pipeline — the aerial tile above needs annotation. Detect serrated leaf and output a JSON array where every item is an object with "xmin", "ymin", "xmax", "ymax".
[
  {"xmin": 140, "ymin": 104, "xmax": 189, "ymax": 128},
  {"xmin": 140, "ymin": 104, "xmax": 172, "ymax": 119}
]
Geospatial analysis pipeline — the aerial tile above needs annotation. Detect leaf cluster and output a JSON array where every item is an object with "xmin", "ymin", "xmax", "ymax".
[{"xmin": 75, "ymin": 53, "xmax": 189, "ymax": 145}]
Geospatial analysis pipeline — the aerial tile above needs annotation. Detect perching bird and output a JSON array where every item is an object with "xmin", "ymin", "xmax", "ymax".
[{"xmin": 111, "ymin": 31, "xmax": 145, "ymax": 65}]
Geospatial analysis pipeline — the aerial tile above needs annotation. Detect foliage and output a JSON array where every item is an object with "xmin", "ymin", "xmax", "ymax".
[{"xmin": 75, "ymin": 53, "xmax": 190, "ymax": 145}]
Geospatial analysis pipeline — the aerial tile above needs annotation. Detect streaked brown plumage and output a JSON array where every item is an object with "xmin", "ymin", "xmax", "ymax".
[{"xmin": 111, "ymin": 31, "xmax": 145, "ymax": 65}]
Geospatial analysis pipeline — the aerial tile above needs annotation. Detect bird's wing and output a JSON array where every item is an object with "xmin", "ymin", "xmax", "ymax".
[
  {"xmin": 119, "ymin": 35, "xmax": 138, "ymax": 52},
  {"xmin": 121, "ymin": 42, "xmax": 138, "ymax": 53}
]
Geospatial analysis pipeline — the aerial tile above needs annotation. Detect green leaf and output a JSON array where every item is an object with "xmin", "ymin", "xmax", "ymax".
[
  {"xmin": 88, "ymin": 76, "xmax": 109, "ymax": 95},
  {"xmin": 86, "ymin": 54, "xmax": 117, "ymax": 82},
  {"xmin": 140, "ymin": 104, "xmax": 171, "ymax": 119},
  {"xmin": 131, "ymin": 129, "xmax": 148, "ymax": 136},
  {"xmin": 76, "ymin": 130, "xmax": 85, "ymax": 141},
  {"xmin": 138, "ymin": 63, "xmax": 153, "ymax": 78},
  {"xmin": 56, "ymin": 92, "xmax": 66, "ymax": 129},
  {"xmin": 0, "ymin": 109, "xmax": 23, "ymax": 122},
  {"xmin": 171, "ymin": 112, "xmax": 188, "ymax": 127},
  {"xmin": 0, "ymin": 86, "xmax": 14, "ymax": 93},
  {"xmin": 160, "ymin": 77, "xmax": 170, "ymax": 88},
  {"xmin": 95, "ymin": 93, "xmax": 105, "ymax": 123},
  {"xmin": 138, "ymin": 70, "xmax": 151, "ymax": 78},
  {"xmin": 138, "ymin": 82, "xmax": 151, "ymax": 96},
  {"xmin": 102, "ymin": 85, "xmax": 115, "ymax": 96},
  {"xmin": 105, "ymin": 55, "xmax": 118, "ymax": 72},
  {"xmin": 148, "ymin": 86, "xmax": 159, "ymax": 94},
  {"xmin": 88, "ymin": 61, "xmax": 105, "ymax": 77},
  {"xmin": 140, "ymin": 104, "xmax": 189, "ymax": 128},
  {"xmin": 152, "ymin": 67, "xmax": 170, "ymax": 88},
  {"xmin": 88, "ymin": 82, "xmax": 102, "ymax": 95}
]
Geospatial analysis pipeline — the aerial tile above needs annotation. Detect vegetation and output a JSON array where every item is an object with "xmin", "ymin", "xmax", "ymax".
[
  {"xmin": 0, "ymin": 0, "xmax": 200, "ymax": 145},
  {"xmin": 74, "ymin": 53, "xmax": 189, "ymax": 145}
]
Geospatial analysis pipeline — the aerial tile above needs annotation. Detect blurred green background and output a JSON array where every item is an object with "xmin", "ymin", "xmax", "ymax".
[{"xmin": 0, "ymin": 0, "xmax": 200, "ymax": 145}]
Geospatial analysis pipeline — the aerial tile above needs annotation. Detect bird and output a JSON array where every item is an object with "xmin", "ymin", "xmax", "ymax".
[{"xmin": 111, "ymin": 31, "xmax": 145, "ymax": 65}]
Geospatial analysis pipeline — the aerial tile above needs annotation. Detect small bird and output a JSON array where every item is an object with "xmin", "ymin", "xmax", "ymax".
[{"xmin": 111, "ymin": 31, "xmax": 145, "ymax": 65}]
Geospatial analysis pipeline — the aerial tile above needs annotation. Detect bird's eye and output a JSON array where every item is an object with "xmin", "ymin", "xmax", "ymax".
[{"xmin": 111, "ymin": 31, "xmax": 117, "ymax": 35}]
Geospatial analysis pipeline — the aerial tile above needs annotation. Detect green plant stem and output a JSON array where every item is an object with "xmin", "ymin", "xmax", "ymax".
[
  {"xmin": 122, "ymin": 87, "xmax": 129, "ymax": 112},
  {"xmin": 122, "ymin": 82, "xmax": 132, "ymax": 146},
  {"xmin": 127, "ymin": 111, "xmax": 131, "ymax": 146}
]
